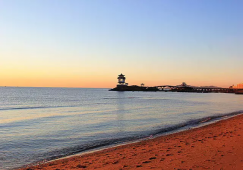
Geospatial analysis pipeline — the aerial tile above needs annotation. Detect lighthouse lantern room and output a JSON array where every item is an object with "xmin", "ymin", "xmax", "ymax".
[{"xmin": 117, "ymin": 73, "xmax": 127, "ymax": 86}]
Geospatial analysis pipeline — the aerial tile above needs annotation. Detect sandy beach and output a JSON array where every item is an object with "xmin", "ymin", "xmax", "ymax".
[{"xmin": 20, "ymin": 114, "xmax": 243, "ymax": 170}]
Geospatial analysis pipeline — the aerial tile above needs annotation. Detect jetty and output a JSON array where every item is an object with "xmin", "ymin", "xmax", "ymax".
[{"xmin": 110, "ymin": 74, "xmax": 241, "ymax": 94}]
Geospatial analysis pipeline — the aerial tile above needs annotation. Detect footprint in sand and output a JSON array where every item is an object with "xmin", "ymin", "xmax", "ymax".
[
  {"xmin": 76, "ymin": 164, "xmax": 87, "ymax": 168},
  {"xmin": 160, "ymin": 158, "xmax": 165, "ymax": 161},
  {"xmin": 166, "ymin": 154, "xmax": 173, "ymax": 156}
]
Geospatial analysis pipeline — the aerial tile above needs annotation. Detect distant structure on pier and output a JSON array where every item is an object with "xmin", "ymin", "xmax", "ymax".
[
  {"xmin": 110, "ymin": 73, "xmax": 157, "ymax": 91},
  {"xmin": 117, "ymin": 73, "xmax": 128, "ymax": 86}
]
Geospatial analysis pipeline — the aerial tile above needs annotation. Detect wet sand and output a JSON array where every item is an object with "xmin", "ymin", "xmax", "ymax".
[{"xmin": 20, "ymin": 114, "xmax": 243, "ymax": 170}]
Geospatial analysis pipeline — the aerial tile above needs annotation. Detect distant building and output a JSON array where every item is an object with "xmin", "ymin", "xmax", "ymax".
[
  {"xmin": 233, "ymin": 82, "xmax": 243, "ymax": 89},
  {"xmin": 117, "ymin": 73, "xmax": 128, "ymax": 86},
  {"xmin": 181, "ymin": 82, "xmax": 187, "ymax": 87}
]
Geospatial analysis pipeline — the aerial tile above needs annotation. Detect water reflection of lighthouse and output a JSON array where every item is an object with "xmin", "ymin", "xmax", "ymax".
[{"xmin": 115, "ymin": 91, "xmax": 126, "ymax": 134}]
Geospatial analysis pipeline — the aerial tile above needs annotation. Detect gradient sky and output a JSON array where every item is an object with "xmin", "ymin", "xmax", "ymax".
[{"xmin": 0, "ymin": 0, "xmax": 242, "ymax": 88}]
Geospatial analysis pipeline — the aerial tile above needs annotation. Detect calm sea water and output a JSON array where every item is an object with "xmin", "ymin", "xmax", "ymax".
[{"xmin": 0, "ymin": 87, "xmax": 243, "ymax": 169}]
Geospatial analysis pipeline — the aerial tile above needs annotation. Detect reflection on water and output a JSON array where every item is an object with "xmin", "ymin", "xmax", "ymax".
[{"xmin": 115, "ymin": 92, "xmax": 125, "ymax": 133}]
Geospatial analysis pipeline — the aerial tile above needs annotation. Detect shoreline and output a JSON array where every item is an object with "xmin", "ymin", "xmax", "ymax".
[{"xmin": 19, "ymin": 113, "xmax": 243, "ymax": 170}]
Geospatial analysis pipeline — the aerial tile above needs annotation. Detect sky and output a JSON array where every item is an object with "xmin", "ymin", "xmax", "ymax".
[{"xmin": 0, "ymin": 0, "xmax": 242, "ymax": 88}]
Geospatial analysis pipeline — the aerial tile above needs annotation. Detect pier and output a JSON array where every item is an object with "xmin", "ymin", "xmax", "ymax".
[{"xmin": 156, "ymin": 85, "xmax": 235, "ymax": 93}]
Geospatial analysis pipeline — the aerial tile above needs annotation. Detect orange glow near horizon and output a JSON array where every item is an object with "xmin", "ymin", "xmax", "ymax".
[
  {"xmin": 0, "ymin": 70, "xmax": 240, "ymax": 88},
  {"xmin": 0, "ymin": 56, "xmax": 241, "ymax": 88}
]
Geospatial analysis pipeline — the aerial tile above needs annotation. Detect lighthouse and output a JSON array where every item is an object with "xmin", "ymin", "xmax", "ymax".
[{"xmin": 117, "ymin": 73, "xmax": 127, "ymax": 86}]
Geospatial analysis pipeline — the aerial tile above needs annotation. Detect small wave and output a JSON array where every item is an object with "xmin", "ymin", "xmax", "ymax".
[
  {"xmin": 0, "ymin": 105, "xmax": 78, "ymax": 111},
  {"xmin": 103, "ymin": 97, "xmax": 140, "ymax": 99},
  {"xmin": 103, "ymin": 97, "xmax": 123, "ymax": 99},
  {"xmin": 151, "ymin": 110, "xmax": 243, "ymax": 136},
  {"xmin": 32, "ymin": 136, "xmax": 142, "ymax": 164}
]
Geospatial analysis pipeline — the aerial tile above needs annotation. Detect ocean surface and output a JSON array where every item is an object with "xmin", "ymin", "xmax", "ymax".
[{"xmin": 0, "ymin": 87, "xmax": 243, "ymax": 169}]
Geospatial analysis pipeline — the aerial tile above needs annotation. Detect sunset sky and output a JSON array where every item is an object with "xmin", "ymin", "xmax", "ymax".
[{"xmin": 0, "ymin": 0, "xmax": 242, "ymax": 88}]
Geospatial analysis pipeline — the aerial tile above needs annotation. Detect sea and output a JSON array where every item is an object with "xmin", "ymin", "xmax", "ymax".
[{"xmin": 0, "ymin": 87, "xmax": 243, "ymax": 169}]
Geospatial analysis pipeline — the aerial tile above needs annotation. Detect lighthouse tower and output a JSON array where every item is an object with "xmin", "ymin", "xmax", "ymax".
[{"xmin": 117, "ymin": 73, "xmax": 127, "ymax": 86}]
